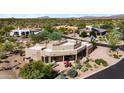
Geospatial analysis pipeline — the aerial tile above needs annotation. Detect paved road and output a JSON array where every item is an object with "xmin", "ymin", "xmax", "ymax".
[{"xmin": 86, "ymin": 58, "xmax": 124, "ymax": 79}]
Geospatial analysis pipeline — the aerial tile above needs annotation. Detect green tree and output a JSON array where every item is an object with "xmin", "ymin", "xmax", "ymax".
[
  {"xmin": 29, "ymin": 30, "xmax": 50, "ymax": 43},
  {"xmin": 0, "ymin": 26, "xmax": 15, "ymax": 36},
  {"xmin": 117, "ymin": 22, "xmax": 124, "ymax": 40},
  {"xmin": 106, "ymin": 30, "xmax": 122, "ymax": 49},
  {"xmin": 41, "ymin": 29, "xmax": 50, "ymax": 39},
  {"xmin": 43, "ymin": 25, "xmax": 53, "ymax": 33},
  {"xmin": 76, "ymin": 23, "xmax": 86, "ymax": 29},
  {"xmin": 90, "ymin": 31, "xmax": 97, "ymax": 38},
  {"xmin": 0, "ymin": 43, "xmax": 4, "ymax": 52},
  {"xmin": 0, "ymin": 35, "xmax": 5, "ymax": 43},
  {"xmin": 19, "ymin": 61, "xmax": 56, "ymax": 79},
  {"xmin": 80, "ymin": 31, "xmax": 88, "ymax": 37},
  {"xmin": 49, "ymin": 31, "xmax": 62, "ymax": 40},
  {"xmin": 100, "ymin": 23, "xmax": 113, "ymax": 29}
]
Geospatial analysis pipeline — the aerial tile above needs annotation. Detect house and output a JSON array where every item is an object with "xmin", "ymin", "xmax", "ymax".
[
  {"xmin": 91, "ymin": 28, "xmax": 106, "ymax": 35},
  {"xmin": 10, "ymin": 28, "xmax": 31, "ymax": 36},
  {"xmin": 81, "ymin": 26, "xmax": 106, "ymax": 36},
  {"xmin": 30, "ymin": 28, "xmax": 42, "ymax": 35},
  {"xmin": 10, "ymin": 28, "xmax": 42, "ymax": 36},
  {"xmin": 25, "ymin": 39, "xmax": 93, "ymax": 63}
]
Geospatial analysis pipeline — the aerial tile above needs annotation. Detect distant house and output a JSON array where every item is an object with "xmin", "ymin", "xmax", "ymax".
[
  {"xmin": 10, "ymin": 28, "xmax": 41, "ymax": 36},
  {"xmin": 80, "ymin": 26, "xmax": 106, "ymax": 36},
  {"xmin": 91, "ymin": 27, "xmax": 106, "ymax": 35},
  {"xmin": 30, "ymin": 28, "xmax": 42, "ymax": 35},
  {"xmin": 10, "ymin": 28, "xmax": 31, "ymax": 36}
]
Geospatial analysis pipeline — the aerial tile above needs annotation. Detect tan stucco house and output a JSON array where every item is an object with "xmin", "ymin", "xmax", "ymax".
[{"xmin": 25, "ymin": 39, "xmax": 93, "ymax": 63}]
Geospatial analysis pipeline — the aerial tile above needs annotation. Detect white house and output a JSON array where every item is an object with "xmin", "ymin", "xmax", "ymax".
[
  {"xmin": 10, "ymin": 28, "xmax": 42, "ymax": 36},
  {"xmin": 10, "ymin": 28, "xmax": 31, "ymax": 36},
  {"xmin": 86, "ymin": 25, "xmax": 92, "ymax": 31}
]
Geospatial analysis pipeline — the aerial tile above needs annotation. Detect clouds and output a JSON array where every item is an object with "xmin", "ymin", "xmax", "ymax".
[{"xmin": 0, "ymin": 0, "xmax": 123, "ymax": 14}]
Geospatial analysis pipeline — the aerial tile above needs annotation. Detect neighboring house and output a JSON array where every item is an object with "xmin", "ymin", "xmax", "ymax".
[
  {"xmin": 81, "ymin": 26, "xmax": 106, "ymax": 36},
  {"xmin": 91, "ymin": 28, "xmax": 106, "ymax": 35},
  {"xmin": 25, "ymin": 39, "xmax": 93, "ymax": 63},
  {"xmin": 30, "ymin": 28, "xmax": 42, "ymax": 35},
  {"xmin": 10, "ymin": 28, "xmax": 31, "ymax": 36},
  {"xmin": 10, "ymin": 28, "xmax": 42, "ymax": 36}
]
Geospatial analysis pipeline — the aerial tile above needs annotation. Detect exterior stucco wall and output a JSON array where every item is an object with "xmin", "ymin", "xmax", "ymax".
[{"xmin": 25, "ymin": 48, "xmax": 41, "ymax": 61}]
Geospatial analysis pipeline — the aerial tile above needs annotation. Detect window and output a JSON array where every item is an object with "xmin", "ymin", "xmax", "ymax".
[
  {"xmin": 26, "ymin": 32, "xmax": 29, "ymax": 35},
  {"xmin": 14, "ymin": 32, "xmax": 19, "ymax": 35},
  {"xmin": 21, "ymin": 32, "xmax": 25, "ymax": 35}
]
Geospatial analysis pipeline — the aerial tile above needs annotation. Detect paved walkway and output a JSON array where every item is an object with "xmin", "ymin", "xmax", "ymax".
[
  {"xmin": 86, "ymin": 58, "xmax": 124, "ymax": 79},
  {"xmin": 89, "ymin": 46, "xmax": 119, "ymax": 65},
  {"xmin": 79, "ymin": 46, "xmax": 124, "ymax": 79}
]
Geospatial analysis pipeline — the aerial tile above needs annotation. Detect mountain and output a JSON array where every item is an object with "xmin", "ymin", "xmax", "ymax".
[
  {"xmin": 37, "ymin": 16, "xmax": 50, "ymax": 19},
  {"xmin": 107, "ymin": 14, "xmax": 124, "ymax": 19},
  {"xmin": 79, "ymin": 14, "xmax": 124, "ymax": 19}
]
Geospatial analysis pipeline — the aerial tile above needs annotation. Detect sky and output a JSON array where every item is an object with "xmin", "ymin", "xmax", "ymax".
[
  {"xmin": 0, "ymin": 14, "xmax": 117, "ymax": 18},
  {"xmin": 0, "ymin": 0, "xmax": 123, "ymax": 18}
]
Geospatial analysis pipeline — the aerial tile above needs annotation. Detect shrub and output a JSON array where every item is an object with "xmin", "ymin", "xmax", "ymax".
[
  {"xmin": 95, "ymin": 59, "xmax": 101, "ymax": 65},
  {"xmin": 102, "ymin": 60, "xmax": 108, "ymax": 66},
  {"xmin": 81, "ymin": 66, "xmax": 88, "ymax": 72},
  {"xmin": 113, "ymin": 54, "xmax": 119, "ymax": 59},
  {"xmin": 74, "ymin": 60, "xmax": 82, "ymax": 69},
  {"xmin": 72, "ymin": 64, "xmax": 76, "ymax": 69},
  {"xmin": 76, "ymin": 64, "xmax": 82, "ymax": 69},
  {"xmin": 21, "ymin": 35, "xmax": 28, "ymax": 38},
  {"xmin": 85, "ymin": 62, "xmax": 92, "ymax": 68},
  {"xmin": 57, "ymin": 73, "xmax": 68, "ymax": 79},
  {"xmin": 100, "ymin": 24, "xmax": 113, "ymax": 29},
  {"xmin": 90, "ymin": 31, "xmax": 97, "ymax": 38},
  {"xmin": 67, "ymin": 69, "xmax": 78, "ymax": 78},
  {"xmin": 75, "ymin": 60, "xmax": 80, "ymax": 64},
  {"xmin": 99, "ymin": 37, "xmax": 104, "ymax": 41},
  {"xmin": 91, "ymin": 41, "xmax": 97, "ymax": 48},
  {"xmin": 95, "ymin": 59, "xmax": 108, "ymax": 66},
  {"xmin": 80, "ymin": 31, "xmax": 88, "ymax": 37},
  {"xmin": 119, "ymin": 55, "xmax": 122, "ymax": 58},
  {"xmin": 19, "ymin": 61, "xmax": 57, "ymax": 79},
  {"xmin": 0, "ymin": 53, "xmax": 7, "ymax": 59},
  {"xmin": 49, "ymin": 31, "xmax": 62, "ymax": 40},
  {"xmin": 84, "ymin": 57, "xmax": 90, "ymax": 64},
  {"xmin": 93, "ymin": 64, "xmax": 98, "ymax": 68},
  {"xmin": 3, "ymin": 40, "xmax": 14, "ymax": 51}
]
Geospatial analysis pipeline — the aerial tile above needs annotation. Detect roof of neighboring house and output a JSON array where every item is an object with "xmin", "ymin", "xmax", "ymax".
[
  {"xmin": 92, "ymin": 28, "xmax": 106, "ymax": 33},
  {"xmin": 11, "ymin": 29, "xmax": 30, "ymax": 32},
  {"xmin": 80, "ymin": 27, "xmax": 106, "ymax": 33},
  {"xmin": 80, "ymin": 28, "xmax": 91, "ymax": 32},
  {"xmin": 30, "ymin": 28, "xmax": 41, "ymax": 32}
]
